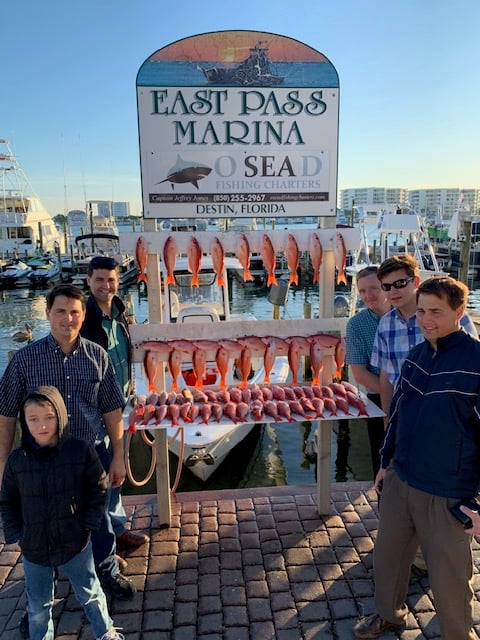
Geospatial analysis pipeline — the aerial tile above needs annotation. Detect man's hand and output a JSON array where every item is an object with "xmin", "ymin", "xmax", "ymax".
[
  {"xmin": 462, "ymin": 506, "xmax": 480, "ymax": 536},
  {"xmin": 374, "ymin": 468, "xmax": 386, "ymax": 494},
  {"xmin": 109, "ymin": 455, "xmax": 126, "ymax": 488}
]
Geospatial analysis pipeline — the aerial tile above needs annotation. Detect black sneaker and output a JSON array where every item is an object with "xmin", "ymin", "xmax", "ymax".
[
  {"xmin": 19, "ymin": 611, "xmax": 29, "ymax": 639},
  {"xmin": 101, "ymin": 572, "xmax": 136, "ymax": 601}
]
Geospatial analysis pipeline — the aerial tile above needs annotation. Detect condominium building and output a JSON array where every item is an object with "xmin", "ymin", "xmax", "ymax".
[
  {"xmin": 340, "ymin": 187, "xmax": 408, "ymax": 211},
  {"xmin": 340, "ymin": 187, "xmax": 480, "ymax": 222},
  {"xmin": 407, "ymin": 189, "xmax": 478, "ymax": 221}
]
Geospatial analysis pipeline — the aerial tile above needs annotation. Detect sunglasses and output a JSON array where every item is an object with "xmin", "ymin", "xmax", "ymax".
[{"xmin": 380, "ymin": 276, "xmax": 414, "ymax": 291}]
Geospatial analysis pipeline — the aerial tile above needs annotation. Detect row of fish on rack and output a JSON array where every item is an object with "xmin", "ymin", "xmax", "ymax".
[
  {"xmin": 135, "ymin": 230, "xmax": 348, "ymax": 287},
  {"xmin": 127, "ymin": 380, "xmax": 370, "ymax": 431},
  {"xmin": 139, "ymin": 332, "xmax": 346, "ymax": 393}
]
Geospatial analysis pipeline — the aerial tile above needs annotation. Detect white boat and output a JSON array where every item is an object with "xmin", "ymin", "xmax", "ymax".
[
  {"xmin": 0, "ymin": 259, "xmax": 32, "ymax": 287},
  {"xmin": 70, "ymin": 233, "xmax": 138, "ymax": 288},
  {"xmin": 346, "ymin": 204, "xmax": 448, "ymax": 315},
  {"xmin": 135, "ymin": 255, "xmax": 290, "ymax": 482},
  {"xmin": 0, "ymin": 139, "xmax": 61, "ymax": 258}
]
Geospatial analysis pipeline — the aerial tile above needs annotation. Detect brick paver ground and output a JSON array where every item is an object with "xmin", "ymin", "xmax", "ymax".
[{"xmin": 1, "ymin": 482, "xmax": 480, "ymax": 639}]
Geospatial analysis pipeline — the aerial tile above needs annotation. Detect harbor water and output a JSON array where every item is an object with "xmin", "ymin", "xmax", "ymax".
[{"xmin": 0, "ymin": 280, "xmax": 374, "ymax": 494}]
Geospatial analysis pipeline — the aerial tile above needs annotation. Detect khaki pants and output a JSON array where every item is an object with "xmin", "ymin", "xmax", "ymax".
[{"xmin": 374, "ymin": 468, "xmax": 475, "ymax": 640}]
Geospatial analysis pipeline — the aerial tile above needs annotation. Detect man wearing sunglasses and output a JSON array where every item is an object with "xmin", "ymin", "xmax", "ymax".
[{"xmin": 82, "ymin": 256, "xmax": 149, "ymax": 561}]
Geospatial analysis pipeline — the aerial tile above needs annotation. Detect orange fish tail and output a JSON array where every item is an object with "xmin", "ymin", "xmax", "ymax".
[
  {"xmin": 191, "ymin": 274, "xmax": 199, "ymax": 287},
  {"xmin": 217, "ymin": 275, "xmax": 225, "ymax": 287},
  {"xmin": 166, "ymin": 274, "xmax": 175, "ymax": 285},
  {"xmin": 137, "ymin": 273, "xmax": 148, "ymax": 284},
  {"xmin": 194, "ymin": 380, "xmax": 203, "ymax": 389},
  {"xmin": 289, "ymin": 273, "xmax": 299, "ymax": 285},
  {"xmin": 244, "ymin": 269, "xmax": 254, "ymax": 282},
  {"xmin": 219, "ymin": 375, "xmax": 227, "ymax": 389},
  {"xmin": 239, "ymin": 380, "xmax": 248, "ymax": 390},
  {"xmin": 263, "ymin": 374, "xmax": 271, "ymax": 384},
  {"xmin": 312, "ymin": 376, "xmax": 320, "ymax": 386},
  {"xmin": 148, "ymin": 383, "xmax": 156, "ymax": 392},
  {"xmin": 336, "ymin": 273, "xmax": 347, "ymax": 286},
  {"xmin": 313, "ymin": 272, "xmax": 319, "ymax": 284},
  {"xmin": 267, "ymin": 273, "xmax": 278, "ymax": 287},
  {"xmin": 171, "ymin": 380, "xmax": 178, "ymax": 391},
  {"xmin": 127, "ymin": 423, "xmax": 137, "ymax": 434},
  {"xmin": 292, "ymin": 374, "xmax": 298, "ymax": 385}
]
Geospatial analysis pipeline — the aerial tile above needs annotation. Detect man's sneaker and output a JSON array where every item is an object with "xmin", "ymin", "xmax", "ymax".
[
  {"xmin": 96, "ymin": 628, "xmax": 125, "ymax": 640},
  {"xmin": 19, "ymin": 611, "xmax": 29, "ymax": 639},
  {"xmin": 101, "ymin": 572, "xmax": 135, "ymax": 601}
]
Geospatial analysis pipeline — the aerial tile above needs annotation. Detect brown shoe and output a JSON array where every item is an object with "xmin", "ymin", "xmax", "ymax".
[
  {"xmin": 352, "ymin": 613, "xmax": 405, "ymax": 639},
  {"xmin": 114, "ymin": 554, "xmax": 128, "ymax": 572},
  {"xmin": 116, "ymin": 530, "xmax": 149, "ymax": 548}
]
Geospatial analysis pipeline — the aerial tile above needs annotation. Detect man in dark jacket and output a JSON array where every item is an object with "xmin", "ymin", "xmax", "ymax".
[
  {"xmin": 0, "ymin": 386, "xmax": 123, "ymax": 640},
  {"xmin": 81, "ymin": 256, "xmax": 148, "ymax": 551},
  {"xmin": 353, "ymin": 276, "xmax": 480, "ymax": 640}
]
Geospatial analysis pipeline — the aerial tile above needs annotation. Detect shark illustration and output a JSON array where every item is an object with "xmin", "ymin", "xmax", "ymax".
[{"xmin": 158, "ymin": 155, "xmax": 212, "ymax": 190}]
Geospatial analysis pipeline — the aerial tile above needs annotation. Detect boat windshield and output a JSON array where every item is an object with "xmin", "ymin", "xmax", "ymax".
[{"xmin": 169, "ymin": 271, "xmax": 226, "ymax": 319}]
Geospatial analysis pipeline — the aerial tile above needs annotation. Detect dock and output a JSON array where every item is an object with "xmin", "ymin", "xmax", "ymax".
[{"xmin": 2, "ymin": 482, "xmax": 480, "ymax": 639}]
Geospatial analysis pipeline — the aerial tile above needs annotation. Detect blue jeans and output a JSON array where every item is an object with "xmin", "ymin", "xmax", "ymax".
[
  {"xmin": 109, "ymin": 484, "xmax": 128, "ymax": 536},
  {"xmin": 23, "ymin": 541, "xmax": 113, "ymax": 640},
  {"xmin": 92, "ymin": 440, "xmax": 119, "ymax": 581},
  {"xmin": 108, "ymin": 436, "xmax": 128, "ymax": 537}
]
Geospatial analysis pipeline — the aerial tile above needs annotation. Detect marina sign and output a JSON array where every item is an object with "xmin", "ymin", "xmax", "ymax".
[{"xmin": 136, "ymin": 30, "xmax": 339, "ymax": 219}]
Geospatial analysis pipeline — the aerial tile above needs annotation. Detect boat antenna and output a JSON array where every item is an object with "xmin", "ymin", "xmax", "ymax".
[
  {"xmin": 61, "ymin": 133, "xmax": 69, "ymax": 215},
  {"xmin": 78, "ymin": 134, "xmax": 88, "ymax": 208}
]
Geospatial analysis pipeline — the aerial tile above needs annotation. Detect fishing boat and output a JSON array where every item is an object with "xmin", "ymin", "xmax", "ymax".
[
  {"xmin": 200, "ymin": 41, "xmax": 284, "ymax": 86},
  {"xmin": 70, "ymin": 233, "xmax": 138, "ymax": 288},
  {"xmin": 0, "ymin": 139, "xmax": 61, "ymax": 257},
  {"xmin": 133, "ymin": 255, "xmax": 290, "ymax": 482}
]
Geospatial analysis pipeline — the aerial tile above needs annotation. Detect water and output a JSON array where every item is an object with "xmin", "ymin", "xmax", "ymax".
[{"xmin": 0, "ymin": 280, "xmax": 374, "ymax": 493}]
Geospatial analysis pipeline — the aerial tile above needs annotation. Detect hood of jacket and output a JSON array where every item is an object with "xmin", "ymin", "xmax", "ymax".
[{"xmin": 19, "ymin": 385, "xmax": 69, "ymax": 451}]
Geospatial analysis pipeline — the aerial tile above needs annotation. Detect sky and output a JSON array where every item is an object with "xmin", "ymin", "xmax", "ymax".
[{"xmin": 3, "ymin": 0, "xmax": 479, "ymax": 216}]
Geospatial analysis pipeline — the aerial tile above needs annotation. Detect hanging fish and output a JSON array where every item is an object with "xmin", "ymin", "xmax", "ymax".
[
  {"xmin": 136, "ymin": 236, "xmax": 148, "ymax": 285},
  {"xmin": 163, "ymin": 235, "xmax": 178, "ymax": 286},
  {"xmin": 309, "ymin": 232, "xmax": 323, "ymax": 284},
  {"xmin": 215, "ymin": 346, "xmax": 230, "ymax": 389},
  {"xmin": 210, "ymin": 237, "xmax": 225, "ymax": 287},
  {"xmin": 168, "ymin": 349, "xmax": 183, "ymax": 391},
  {"xmin": 309, "ymin": 339, "xmax": 324, "ymax": 387},
  {"xmin": 285, "ymin": 234, "xmax": 299, "ymax": 285},
  {"xmin": 334, "ymin": 336, "xmax": 346, "ymax": 379},
  {"xmin": 187, "ymin": 236, "xmax": 202, "ymax": 286},
  {"xmin": 192, "ymin": 347, "xmax": 207, "ymax": 389},
  {"xmin": 236, "ymin": 233, "xmax": 253, "ymax": 282},
  {"xmin": 143, "ymin": 351, "xmax": 159, "ymax": 393},
  {"xmin": 260, "ymin": 234, "xmax": 278, "ymax": 287},
  {"xmin": 262, "ymin": 337, "xmax": 277, "ymax": 385},
  {"xmin": 239, "ymin": 345, "xmax": 252, "ymax": 390},
  {"xmin": 334, "ymin": 232, "xmax": 347, "ymax": 286},
  {"xmin": 287, "ymin": 338, "xmax": 302, "ymax": 386}
]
